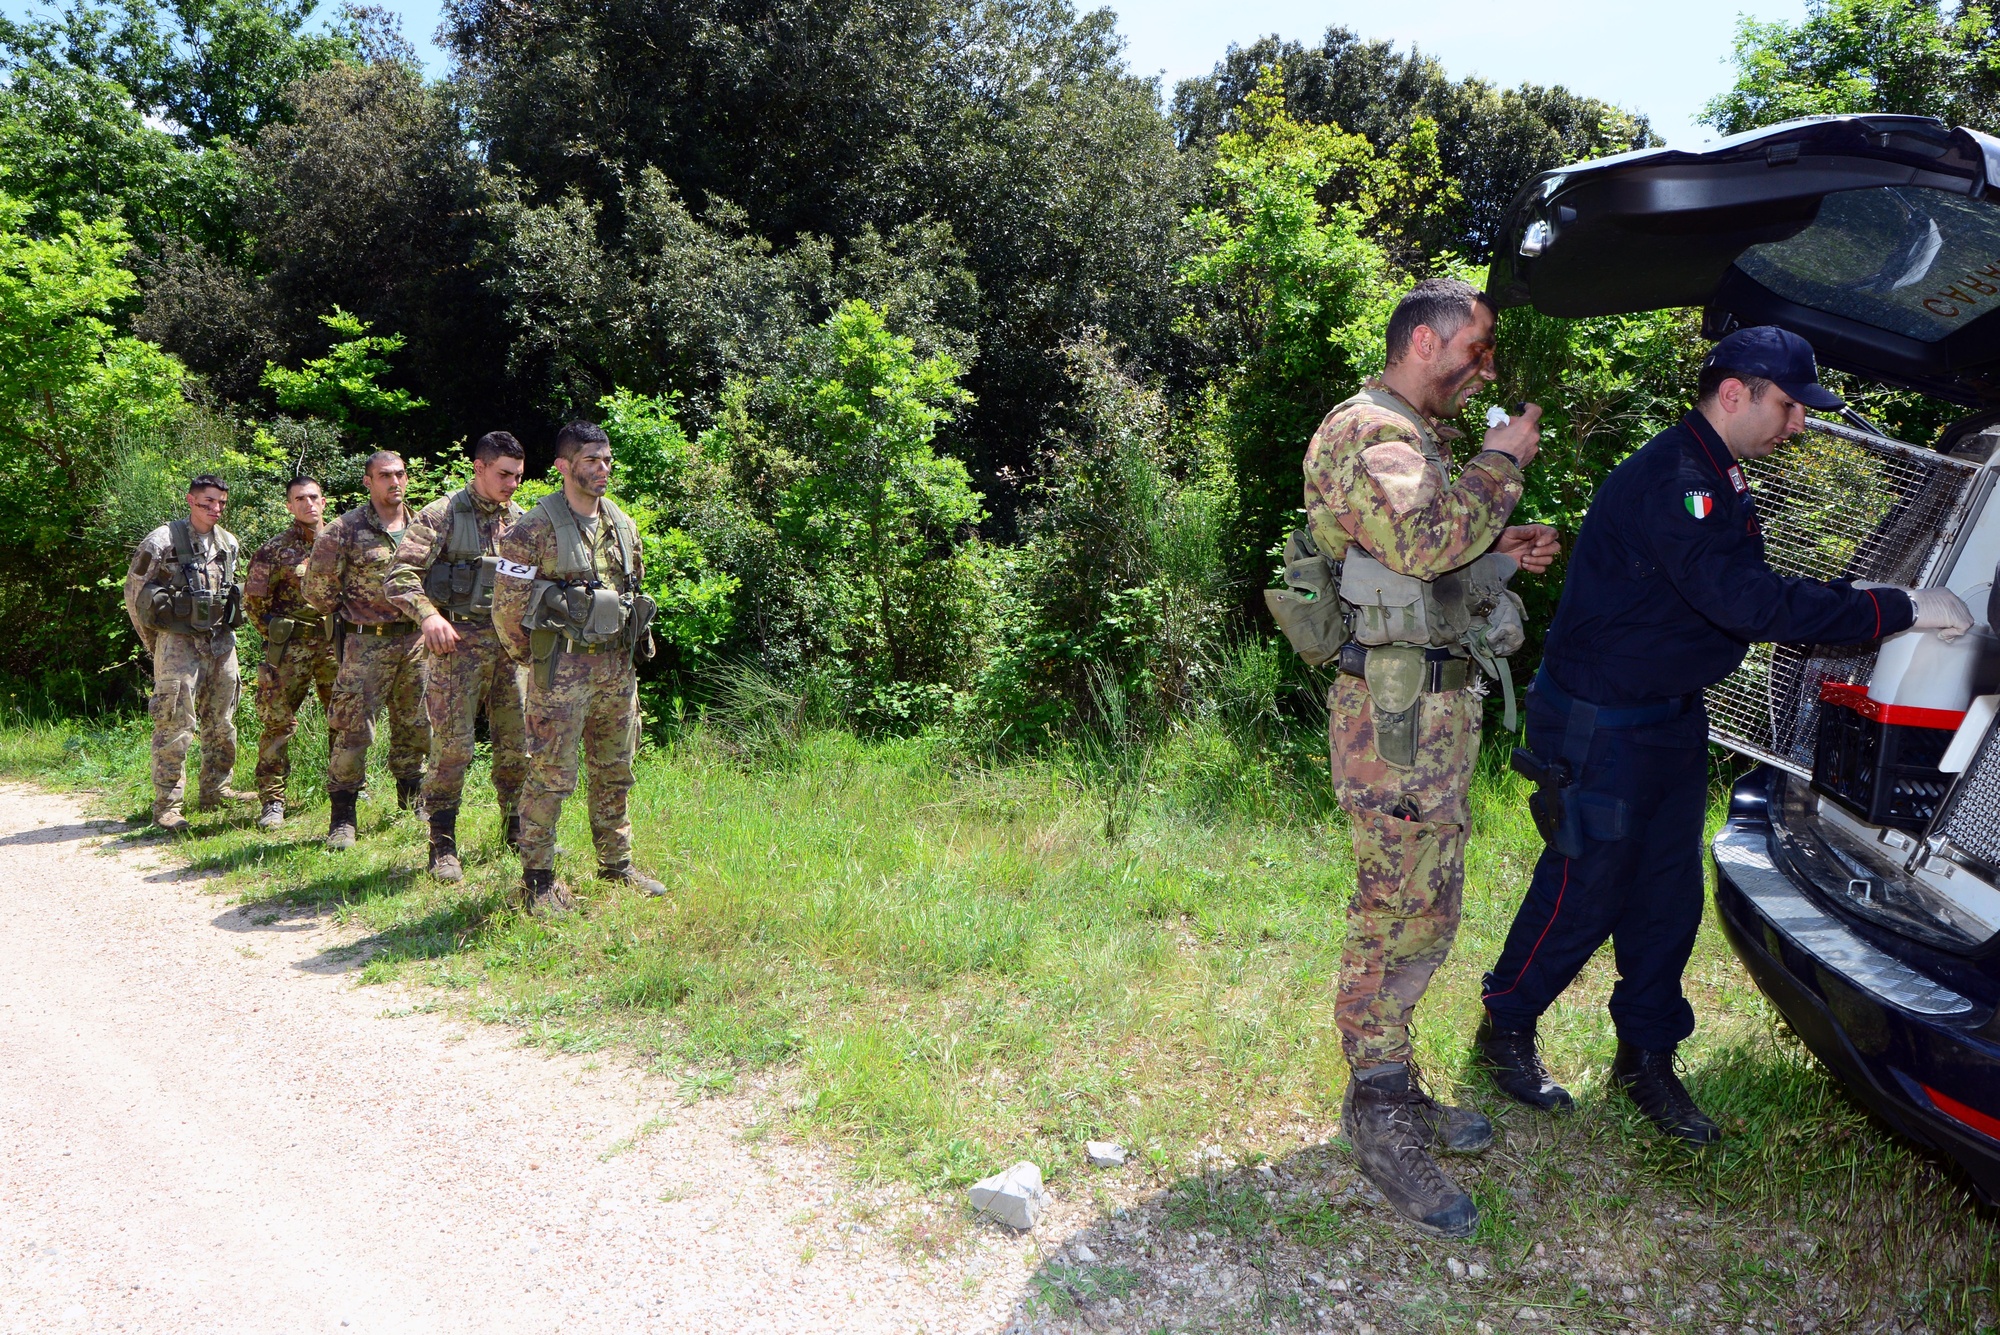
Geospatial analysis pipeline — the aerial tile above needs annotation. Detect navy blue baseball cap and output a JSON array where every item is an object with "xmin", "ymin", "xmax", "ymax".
[{"xmin": 1703, "ymin": 326, "xmax": 1843, "ymax": 410}]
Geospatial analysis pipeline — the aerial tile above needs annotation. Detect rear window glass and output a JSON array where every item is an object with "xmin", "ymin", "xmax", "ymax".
[{"xmin": 1736, "ymin": 186, "xmax": 2000, "ymax": 343}]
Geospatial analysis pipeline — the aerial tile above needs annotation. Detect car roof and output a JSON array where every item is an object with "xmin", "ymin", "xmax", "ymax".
[{"xmin": 1486, "ymin": 114, "xmax": 2000, "ymax": 407}]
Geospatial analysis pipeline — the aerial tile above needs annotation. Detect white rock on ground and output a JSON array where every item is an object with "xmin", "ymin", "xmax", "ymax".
[
  {"xmin": 1085, "ymin": 1141, "xmax": 1126, "ymax": 1168},
  {"xmin": 0, "ymin": 784, "xmax": 1058, "ymax": 1334},
  {"xmin": 967, "ymin": 1162, "xmax": 1045, "ymax": 1230}
]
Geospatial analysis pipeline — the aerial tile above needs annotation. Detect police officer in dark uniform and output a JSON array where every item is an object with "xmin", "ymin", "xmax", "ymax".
[{"xmin": 1473, "ymin": 326, "xmax": 1974, "ymax": 1143}]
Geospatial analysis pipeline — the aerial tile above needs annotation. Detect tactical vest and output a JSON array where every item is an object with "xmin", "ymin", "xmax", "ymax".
[
  {"xmin": 421, "ymin": 488, "xmax": 510, "ymax": 621},
  {"xmin": 1266, "ymin": 387, "xmax": 1527, "ymax": 758},
  {"xmin": 520, "ymin": 495, "xmax": 656, "ymax": 680},
  {"xmin": 144, "ymin": 519, "xmax": 245, "ymax": 636}
]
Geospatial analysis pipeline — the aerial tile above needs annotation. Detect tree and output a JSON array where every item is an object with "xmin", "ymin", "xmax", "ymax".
[
  {"xmin": 1171, "ymin": 28, "xmax": 1656, "ymax": 262},
  {"xmin": 259, "ymin": 306, "xmax": 425, "ymax": 437},
  {"xmin": 1702, "ymin": 0, "xmax": 2000, "ymax": 136}
]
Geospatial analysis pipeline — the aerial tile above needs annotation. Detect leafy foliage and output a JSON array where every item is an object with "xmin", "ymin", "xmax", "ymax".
[{"xmin": 259, "ymin": 307, "xmax": 426, "ymax": 435}]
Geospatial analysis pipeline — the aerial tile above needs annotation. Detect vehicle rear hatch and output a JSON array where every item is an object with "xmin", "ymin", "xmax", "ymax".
[{"xmin": 1487, "ymin": 114, "xmax": 2000, "ymax": 407}]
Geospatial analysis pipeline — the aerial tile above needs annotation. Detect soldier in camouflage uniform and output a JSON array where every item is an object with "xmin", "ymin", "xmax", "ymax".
[
  {"xmin": 244, "ymin": 475, "xmax": 337, "ymax": 830},
  {"xmin": 492, "ymin": 422, "xmax": 664, "ymax": 913},
  {"xmin": 305, "ymin": 451, "xmax": 429, "ymax": 851},
  {"xmin": 384, "ymin": 432, "xmax": 529, "ymax": 882},
  {"xmin": 1305, "ymin": 278, "xmax": 1559, "ymax": 1237},
  {"xmin": 125, "ymin": 474, "xmax": 256, "ymax": 832}
]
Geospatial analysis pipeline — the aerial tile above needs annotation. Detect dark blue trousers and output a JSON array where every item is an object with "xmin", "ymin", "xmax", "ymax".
[{"xmin": 1482, "ymin": 694, "xmax": 1711, "ymax": 1052}]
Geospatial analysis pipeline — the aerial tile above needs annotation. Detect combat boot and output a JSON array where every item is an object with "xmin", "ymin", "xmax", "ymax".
[
  {"xmin": 1475, "ymin": 1010, "xmax": 1575, "ymax": 1113},
  {"xmin": 326, "ymin": 790, "xmax": 359, "ymax": 851},
  {"xmin": 255, "ymin": 800, "xmax": 285, "ymax": 832},
  {"xmin": 195, "ymin": 784, "xmax": 256, "ymax": 812},
  {"xmin": 599, "ymin": 863, "xmax": 667, "ymax": 897},
  {"xmin": 154, "ymin": 804, "xmax": 190, "ymax": 836},
  {"xmin": 1341, "ymin": 1063, "xmax": 1479, "ymax": 1238},
  {"xmin": 1407, "ymin": 1061, "xmax": 1494, "ymax": 1153},
  {"xmin": 428, "ymin": 807, "xmax": 463, "ymax": 883},
  {"xmin": 1611, "ymin": 1040, "xmax": 1721, "ymax": 1145},
  {"xmin": 396, "ymin": 776, "xmax": 424, "ymax": 819},
  {"xmin": 520, "ymin": 868, "xmax": 576, "ymax": 916}
]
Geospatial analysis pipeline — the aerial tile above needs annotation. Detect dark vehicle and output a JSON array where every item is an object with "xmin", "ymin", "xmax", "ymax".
[{"xmin": 1490, "ymin": 114, "xmax": 2000, "ymax": 1199}]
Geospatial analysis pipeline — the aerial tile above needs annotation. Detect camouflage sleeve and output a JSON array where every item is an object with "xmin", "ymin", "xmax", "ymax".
[
  {"xmin": 243, "ymin": 550, "xmax": 277, "ymax": 633},
  {"xmin": 123, "ymin": 530, "xmax": 167, "ymax": 653},
  {"xmin": 1333, "ymin": 432, "xmax": 1523, "ymax": 580},
  {"xmin": 383, "ymin": 506, "xmax": 448, "ymax": 624},
  {"xmin": 491, "ymin": 516, "xmax": 547, "ymax": 664},
  {"xmin": 302, "ymin": 524, "xmax": 343, "ymax": 616}
]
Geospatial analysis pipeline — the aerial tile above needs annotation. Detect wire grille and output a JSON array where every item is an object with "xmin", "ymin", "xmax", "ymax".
[
  {"xmin": 1930, "ymin": 716, "xmax": 2000, "ymax": 874},
  {"xmin": 1703, "ymin": 420, "xmax": 1983, "ymax": 775}
]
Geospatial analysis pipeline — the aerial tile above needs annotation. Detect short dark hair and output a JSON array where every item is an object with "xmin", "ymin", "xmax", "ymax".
[
  {"xmin": 285, "ymin": 474, "xmax": 321, "ymax": 496},
  {"xmin": 364, "ymin": 450, "xmax": 405, "ymax": 476},
  {"xmin": 1696, "ymin": 365, "xmax": 1774, "ymax": 406},
  {"xmin": 187, "ymin": 474, "xmax": 228, "ymax": 494},
  {"xmin": 1385, "ymin": 278, "xmax": 1497, "ymax": 365},
  {"xmin": 471, "ymin": 430, "xmax": 525, "ymax": 463},
  {"xmin": 554, "ymin": 421, "xmax": 610, "ymax": 460}
]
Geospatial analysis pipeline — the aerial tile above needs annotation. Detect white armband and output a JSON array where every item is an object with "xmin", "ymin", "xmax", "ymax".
[{"xmin": 496, "ymin": 559, "xmax": 537, "ymax": 581}]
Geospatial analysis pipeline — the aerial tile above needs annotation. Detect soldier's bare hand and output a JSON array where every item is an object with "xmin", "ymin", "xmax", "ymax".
[
  {"xmin": 1483, "ymin": 402, "xmax": 1543, "ymax": 468},
  {"xmin": 1495, "ymin": 524, "xmax": 1561, "ymax": 574},
  {"xmin": 421, "ymin": 613, "xmax": 460, "ymax": 656}
]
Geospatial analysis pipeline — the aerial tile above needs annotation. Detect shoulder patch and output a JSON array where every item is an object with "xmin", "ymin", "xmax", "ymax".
[{"xmin": 1684, "ymin": 490, "xmax": 1715, "ymax": 520}]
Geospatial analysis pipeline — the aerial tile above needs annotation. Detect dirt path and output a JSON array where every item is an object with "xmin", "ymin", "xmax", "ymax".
[{"xmin": 0, "ymin": 786, "xmax": 1053, "ymax": 1335}]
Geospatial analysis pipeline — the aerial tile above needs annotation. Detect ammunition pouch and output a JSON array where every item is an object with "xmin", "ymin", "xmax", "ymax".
[
  {"xmin": 145, "ymin": 582, "xmax": 244, "ymax": 637},
  {"xmin": 628, "ymin": 593, "xmax": 657, "ymax": 663},
  {"xmin": 423, "ymin": 555, "xmax": 500, "ymax": 621},
  {"xmin": 1337, "ymin": 643, "xmax": 1471, "ymax": 770},
  {"xmin": 1264, "ymin": 529, "xmax": 1347, "ymax": 666}
]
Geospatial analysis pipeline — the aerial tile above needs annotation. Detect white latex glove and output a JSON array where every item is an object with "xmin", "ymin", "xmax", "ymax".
[{"xmin": 1908, "ymin": 587, "xmax": 1975, "ymax": 641}]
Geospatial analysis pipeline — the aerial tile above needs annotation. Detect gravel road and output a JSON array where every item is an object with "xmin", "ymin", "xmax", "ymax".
[{"xmin": 0, "ymin": 787, "xmax": 1056, "ymax": 1335}]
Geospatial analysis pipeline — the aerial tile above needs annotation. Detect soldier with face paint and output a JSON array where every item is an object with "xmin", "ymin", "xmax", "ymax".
[{"xmin": 1302, "ymin": 277, "xmax": 1558, "ymax": 1238}]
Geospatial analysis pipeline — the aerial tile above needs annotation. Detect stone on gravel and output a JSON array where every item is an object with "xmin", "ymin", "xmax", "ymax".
[
  {"xmin": 1086, "ymin": 1140, "xmax": 1126, "ymax": 1167},
  {"xmin": 968, "ymin": 1161, "xmax": 1046, "ymax": 1230}
]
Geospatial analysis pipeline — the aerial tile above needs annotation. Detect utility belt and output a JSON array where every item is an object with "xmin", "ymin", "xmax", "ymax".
[
  {"xmin": 443, "ymin": 609, "xmax": 491, "ymax": 625},
  {"xmin": 1335, "ymin": 642, "xmax": 1472, "ymax": 693},
  {"xmin": 521, "ymin": 578, "xmax": 658, "ymax": 688},
  {"xmin": 1509, "ymin": 668, "xmax": 1697, "ymax": 857},
  {"xmin": 347, "ymin": 619, "xmax": 418, "ymax": 638},
  {"xmin": 263, "ymin": 611, "xmax": 330, "ymax": 668}
]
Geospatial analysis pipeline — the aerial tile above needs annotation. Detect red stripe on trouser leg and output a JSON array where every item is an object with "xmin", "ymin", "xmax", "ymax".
[{"xmin": 1483, "ymin": 857, "xmax": 1570, "ymax": 1003}]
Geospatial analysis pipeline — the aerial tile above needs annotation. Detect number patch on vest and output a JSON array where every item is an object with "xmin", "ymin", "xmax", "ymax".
[{"xmin": 496, "ymin": 559, "xmax": 537, "ymax": 580}]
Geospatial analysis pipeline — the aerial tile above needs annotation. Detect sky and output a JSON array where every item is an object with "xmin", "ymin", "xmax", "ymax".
[{"xmin": 347, "ymin": 0, "xmax": 1811, "ymax": 149}]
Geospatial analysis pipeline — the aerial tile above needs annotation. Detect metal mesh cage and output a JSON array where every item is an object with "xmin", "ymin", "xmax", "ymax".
[
  {"xmin": 1703, "ymin": 419, "xmax": 1983, "ymax": 775},
  {"xmin": 1929, "ymin": 714, "xmax": 2000, "ymax": 874}
]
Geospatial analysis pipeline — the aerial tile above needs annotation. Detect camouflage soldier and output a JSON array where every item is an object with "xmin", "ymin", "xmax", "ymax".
[
  {"xmin": 384, "ymin": 432, "xmax": 528, "ymax": 882},
  {"xmin": 244, "ymin": 475, "xmax": 337, "ymax": 830},
  {"xmin": 124, "ymin": 474, "xmax": 255, "ymax": 832},
  {"xmin": 305, "ymin": 450, "xmax": 429, "ymax": 850},
  {"xmin": 1304, "ymin": 278, "xmax": 1558, "ymax": 1237},
  {"xmin": 492, "ymin": 421, "xmax": 663, "ymax": 912}
]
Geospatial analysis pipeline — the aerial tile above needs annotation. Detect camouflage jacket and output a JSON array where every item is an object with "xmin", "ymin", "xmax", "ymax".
[
  {"xmin": 1302, "ymin": 379, "xmax": 1523, "ymax": 580},
  {"xmin": 304, "ymin": 501, "xmax": 416, "ymax": 626},
  {"xmin": 244, "ymin": 522, "xmax": 325, "ymax": 635},
  {"xmin": 383, "ymin": 486, "xmax": 523, "ymax": 624},
  {"xmin": 491, "ymin": 498, "xmax": 646, "ymax": 664},
  {"xmin": 123, "ymin": 522, "xmax": 237, "ymax": 654}
]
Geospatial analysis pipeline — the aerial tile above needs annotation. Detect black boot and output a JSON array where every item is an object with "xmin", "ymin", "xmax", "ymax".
[
  {"xmin": 428, "ymin": 807, "xmax": 462, "ymax": 883},
  {"xmin": 1611, "ymin": 1040, "xmax": 1721, "ymax": 1145},
  {"xmin": 325, "ymin": 789, "xmax": 359, "ymax": 851},
  {"xmin": 1342, "ymin": 1064, "xmax": 1479, "ymax": 1238},
  {"xmin": 1475, "ymin": 1010, "xmax": 1575, "ymax": 1113},
  {"xmin": 520, "ymin": 868, "xmax": 576, "ymax": 916},
  {"xmin": 1407, "ymin": 1062, "xmax": 1494, "ymax": 1153}
]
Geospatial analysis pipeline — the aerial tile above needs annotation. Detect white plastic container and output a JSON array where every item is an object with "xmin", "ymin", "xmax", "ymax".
[{"xmin": 1868, "ymin": 613, "xmax": 2000, "ymax": 714}]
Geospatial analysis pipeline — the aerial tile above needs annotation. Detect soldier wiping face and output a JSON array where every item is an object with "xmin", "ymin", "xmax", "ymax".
[
  {"xmin": 187, "ymin": 484, "xmax": 227, "ymax": 532},
  {"xmin": 1398, "ymin": 302, "xmax": 1500, "ymax": 419},
  {"xmin": 285, "ymin": 478, "xmax": 325, "ymax": 528}
]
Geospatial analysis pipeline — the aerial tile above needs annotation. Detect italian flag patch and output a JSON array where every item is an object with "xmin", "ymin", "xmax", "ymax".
[{"xmin": 1684, "ymin": 491, "xmax": 1715, "ymax": 519}]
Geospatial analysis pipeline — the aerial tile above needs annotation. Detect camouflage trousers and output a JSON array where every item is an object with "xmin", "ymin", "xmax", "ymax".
[
  {"xmin": 517, "ymin": 647, "xmax": 639, "ymax": 873},
  {"xmin": 327, "ymin": 629, "xmax": 429, "ymax": 793},
  {"xmin": 253, "ymin": 638, "xmax": 336, "ymax": 804},
  {"xmin": 421, "ymin": 621, "xmax": 527, "ymax": 815},
  {"xmin": 1327, "ymin": 672, "xmax": 1481, "ymax": 1068},
  {"xmin": 150, "ymin": 631, "xmax": 240, "ymax": 819}
]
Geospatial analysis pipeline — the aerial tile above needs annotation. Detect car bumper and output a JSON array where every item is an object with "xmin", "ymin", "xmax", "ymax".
[{"xmin": 1712, "ymin": 803, "xmax": 2000, "ymax": 1202}]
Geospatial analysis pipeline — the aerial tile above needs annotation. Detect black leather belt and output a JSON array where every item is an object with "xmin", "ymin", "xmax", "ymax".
[
  {"xmin": 445, "ymin": 610, "xmax": 491, "ymax": 625},
  {"xmin": 349, "ymin": 620, "xmax": 418, "ymax": 637},
  {"xmin": 563, "ymin": 638, "xmax": 620, "ymax": 655},
  {"xmin": 1336, "ymin": 642, "xmax": 1472, "ymax": 693}
]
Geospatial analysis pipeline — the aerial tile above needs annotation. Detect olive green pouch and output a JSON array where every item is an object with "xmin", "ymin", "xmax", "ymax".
[
  {"xmin": 1364, "ymin": 644, "xmax": 1426, "ymax": 769},
  {"xmin": 1264, "ymin": 529, "xmax": 1346, "ymax": 666}
]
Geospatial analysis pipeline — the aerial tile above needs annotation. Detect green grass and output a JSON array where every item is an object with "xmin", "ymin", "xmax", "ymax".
[{"xmin": 6, "ymin": 701, "xmax": 1999, "ymax": 1331}]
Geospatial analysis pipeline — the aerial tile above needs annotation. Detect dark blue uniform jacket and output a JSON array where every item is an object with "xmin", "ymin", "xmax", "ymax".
[{"xmin": 1541, "ymin": 411, "xmax": 1914, "ymax": 708}]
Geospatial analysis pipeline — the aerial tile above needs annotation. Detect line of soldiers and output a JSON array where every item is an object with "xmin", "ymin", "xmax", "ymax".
[{"xmin": 124, "ymin": 423, "xmax": 664, "ymax": 912}]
